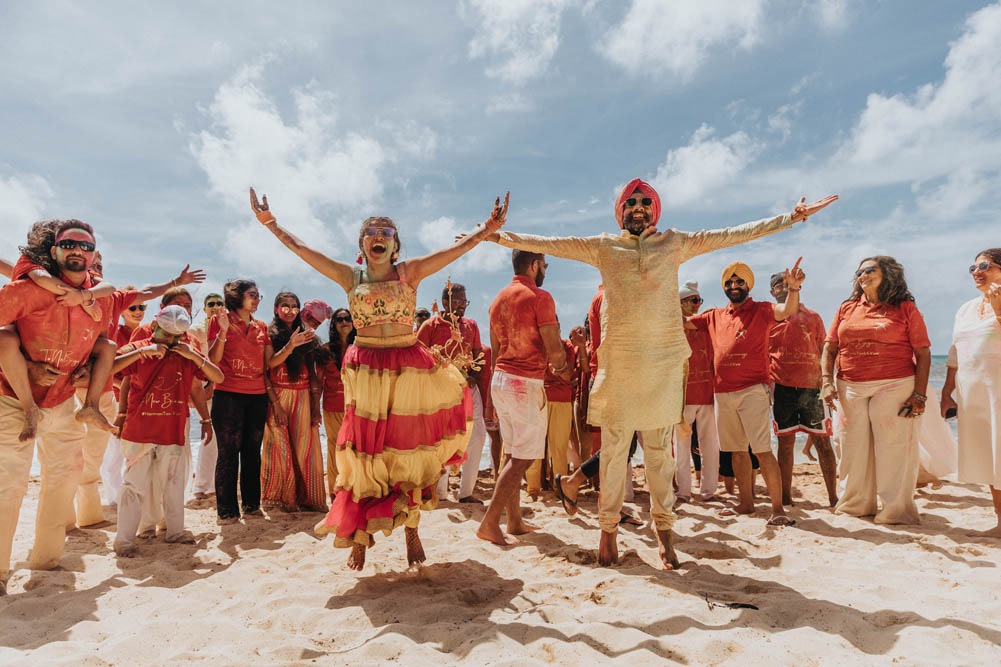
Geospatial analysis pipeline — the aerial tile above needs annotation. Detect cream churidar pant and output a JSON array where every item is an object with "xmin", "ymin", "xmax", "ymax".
[
  {"xmin": 599, "ymin": 426, "xmax": 676, "ymax": 533},
  {"xmin": 115, "ymin": 440, "xmax": 189, "ymax": 550}
]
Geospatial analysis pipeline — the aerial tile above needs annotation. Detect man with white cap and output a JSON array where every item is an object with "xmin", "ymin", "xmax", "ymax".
[
  {"xmin": 110, "ymin": 305, "xmax": 224, "ymax": 556},
  {"xmin": 689, "ymin": 260, "xmax": 805, "ymax": 526},
  {"xmin": 675, "ymin": 280, "xmax": 720, "ymax": 503},
  {"xmin": 489, "ymin": 178, "xmax": 836, "ymax": 566}
]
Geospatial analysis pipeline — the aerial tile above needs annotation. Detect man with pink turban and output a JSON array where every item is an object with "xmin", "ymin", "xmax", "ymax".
[{"xmin": 489, "ymin": 179, "xmax": 836, "ymax": 568}]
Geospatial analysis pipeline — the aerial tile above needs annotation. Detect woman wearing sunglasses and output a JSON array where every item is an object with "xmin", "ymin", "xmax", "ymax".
[
  {"xmin": 821, "ymin": 256, "xmax": 931, "ymax": 524},
  {"xmin": 316, "ymin": 307, "xmax": 356, "ymax": 502},
  {"xmin": 940, "ymin": 249, "xmax": 1001, "ymax": 536},
  {"xmin": 250, "ymin": 186, "xmax": 506, "ymax": 570}
]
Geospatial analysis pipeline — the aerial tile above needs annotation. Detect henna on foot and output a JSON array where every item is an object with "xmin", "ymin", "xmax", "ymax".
[
  {"xmin": 347, "ymin": 544, "xmax": 367, "ymax": 571},
  {"xmin": 405, "ymin": 527, "xmax": 426, "ymax": 566}
]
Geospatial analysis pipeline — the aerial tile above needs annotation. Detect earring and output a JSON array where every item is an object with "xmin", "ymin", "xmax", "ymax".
[{"xmin": 356, "ymin": 252, "xmax": 364, "ymax": 265}]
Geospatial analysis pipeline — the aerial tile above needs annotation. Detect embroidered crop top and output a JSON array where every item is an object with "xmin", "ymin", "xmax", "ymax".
[{"xmin": 348, "ymin": 266, "xmax": 417, "ymax": 329}]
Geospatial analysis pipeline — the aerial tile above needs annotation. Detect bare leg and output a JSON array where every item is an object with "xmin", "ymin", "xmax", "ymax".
[
  {"xmin": 405, "ymin": 526, "xmax": 426, "ymax": 566},
  {"xmin": 347, "ymin": 544, "xmax": 367, "ymax": 570},
  {"xmin": 969, "ymin": 486, "xmax": 1001, "ymax": 537},
  {"xmin": 723, "ymin": 475, "xmax": 735, "ymax": 494},
  {"xmin": 729, "ymin": 452, "xmax": 755, "ymax": 514},
  {"xmin": 598, "ymin": 528, "xmax": 618, "ymax": 566},
  {"xmin": 75, "ymin": 338, "xmax": 116, "ymax": 433},
  {"xmin": 477, "ymin": 456, "xmax": 533, "ymax": 545},
  {"xmin": 654, "ymin": 527, "xmax": 680, "ymax": 570},
  {"xmin": 487, "ymin": 428, "xmax": 502, "ymax": 478},
  {"xmin": 811, "ymin": 435, "xmax": 839, "ymax": 506},
  {"xmin": 757, "ymin": 452, "xmax": 790, "ymax": 524},
  {"xmin": 802, "ymin": 438, "xmax": 816, "ymax": 461},
  {"xmin": 777, "ymin": 433, "xmax": 796, "ymax": 506},
  {"xmin": 0, "ymin": 326, "xmax": 42, "ymax": 442}
]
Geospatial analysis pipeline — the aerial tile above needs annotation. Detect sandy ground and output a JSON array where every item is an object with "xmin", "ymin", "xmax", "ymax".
[{"xmin": 2, "ymin": 464, "xmax": 1001, "ymax": 665}]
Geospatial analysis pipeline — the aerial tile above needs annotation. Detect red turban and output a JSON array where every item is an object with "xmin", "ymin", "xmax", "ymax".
[{"xmin": 614, "ymin": 178, "xmax": 661, "ymax": 229}]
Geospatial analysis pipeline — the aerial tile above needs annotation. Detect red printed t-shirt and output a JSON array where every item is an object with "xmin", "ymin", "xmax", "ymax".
[
  {"xmin": 207, "ymin": 313, "xmax": 268, "ymax": 394},
  {"xmin": 489, "ymin": 276, "xmax": 559, "ymax": 380},
  {"xmin": 417, "ymin": 315, "xmax": 482, "ymax": 361},
  {"xmin": 321, "ymin": 357, "xmax": 345, "ymax": 413},
  {"xmin": 269, "ymin": 362, "xmax": 310, "ymax": 390},
  {"xmin": 825, "ymin": 298, "xmax": 931, "ymax": 383},
  {"xmin": 0, "ymin": 277, "xmax": 113, "ymax": 408},
  {"xmin": 691, "ymin": 298, "xmax": 776, "ymax": 393},
  {"xmin": 119, "ymin": 338, "xmax": 205, "ymax": 445},
  {"xmin": 544, "ymin": 339, "xmax": 576, "ymax": 402},
  {"xmin": 587, "ymin": 286, "xmax": 603, "ymax": 378},
  {"xmin": 769, "ymin": 305, "xmax": 826, "ymax": 389},
  {"xmin": 684, "ymin": 326, "xmax": 714, "ymax": 405}
]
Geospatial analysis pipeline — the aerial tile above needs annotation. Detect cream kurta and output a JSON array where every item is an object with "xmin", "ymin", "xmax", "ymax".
[
  {"xmin": 498, "ymin": 213, "xmax": 795, "ymax": 431},
  {"xmin": 948, "ymin": 296, "xmax": 1001, "ymax": 487}
]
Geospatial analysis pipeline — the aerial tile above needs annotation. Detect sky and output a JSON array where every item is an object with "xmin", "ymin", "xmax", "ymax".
[{"xmin": 2, "ymin": 0, "xmax": 1000, "ymax": 351}]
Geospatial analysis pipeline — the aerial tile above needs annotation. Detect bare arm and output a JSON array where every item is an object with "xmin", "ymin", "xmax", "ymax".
[
  {"xmin": 208, "ymin": 313, "xmax": 229, "ymax": 364},
  {"xmin": 773, "ymin": 257, "xmax": 804, "ymax": 322},
  {"xmin": 26, "ymin": 268, "xmax": 114, "ymax": 304},
  {"xmin": 539, "ymin": 324, "xmax": 570, "ymax": 381},
  {"xmin": 0, "ymin": 257, "xmax": 11, "ymax": 279},
  {"xmin": 940, "ymin": 365, "xmax": 958, "ymax": 418},
  {"xmin": 820, "ymin": 341, "xmax": 838, "ymax": 410},
  {"xmin": 267, "ymin": 329, "xmax": 314, "ymax": 368},
  {"xmin": 250, "ymin": 188, "xmax": 354, "ymax": 292},
  {"xmin": 134, "ymin": 265, "xmax": 207, "ymax": 303}
]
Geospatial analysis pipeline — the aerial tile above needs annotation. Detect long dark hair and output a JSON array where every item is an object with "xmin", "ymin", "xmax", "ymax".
[
  {"xmin": 269, "ymin": 291, "xmax": 311, "ymax": 380},
  {"xmin": 846, "ymin": 255, "xmax": 915, "ymax": 306},
  {"xmin": 18, "ymin": 220, "xmax": 63, "ymax": 276},
  {"xmin": 224, "ymin": 279, "xmax": 257, "ymax": 312},
  {"xmin": 322, "ymin": 307, "xmax": 356, "ymax": 369}
]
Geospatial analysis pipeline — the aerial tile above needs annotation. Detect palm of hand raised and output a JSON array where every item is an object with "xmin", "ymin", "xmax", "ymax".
[
  {"xmin": 250, "ymin": 187, "xmax": 276, "ymax": 224},
  {"xmin": 485, "ymin": 191, "xmax": 510, "ymax": 233},
  {"xmin": 791, "ymin": 194, "xmax": 838, "ymax": 222}
]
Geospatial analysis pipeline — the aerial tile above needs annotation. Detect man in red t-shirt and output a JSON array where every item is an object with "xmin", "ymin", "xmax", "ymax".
[
  {"xmin": 768, "ymin": 272, "xmax": 838, "ymax": 507},
  {"xmin": 418, "ymin": 282, "xmax": 487, "ymax": 503},
  {"xmin": 689, "ymin": 260, "xmax": 804, "ymax": 526},
  {"xmin": 0, "ymin": 220, "xmax": 115, "ymax": 592},
  {"xmin": 675, "ymin": 280, "xmax": 721, "ymax": 502},
  {"xmin": 110, "ymin": 306, "xmax": 223, "ymax": 556},
  {"xmin": 477, "ymin": 250, "xmax": 570, "ymax": 547}
]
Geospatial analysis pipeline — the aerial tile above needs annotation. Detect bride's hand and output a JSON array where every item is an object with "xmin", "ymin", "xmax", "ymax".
[{"xmin": 250, "ymin": 187, "xmax": 276, "ymax": 225}]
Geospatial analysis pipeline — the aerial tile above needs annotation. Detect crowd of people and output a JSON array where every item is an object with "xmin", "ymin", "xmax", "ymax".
[{"xmin": 0, "ymin": 179, "xmax": 999, "ymax": 592}]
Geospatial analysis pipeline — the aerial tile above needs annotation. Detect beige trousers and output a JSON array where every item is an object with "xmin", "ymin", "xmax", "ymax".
[
  {"xmin": 835, "ymin": 376, "xmax": 920, "ymax": 524},
  {"xmin": 598, "ymin": 425, "xmax": 676, "ymax": 532},
  {"xmin": 526, "ymin": 400, "xmax": 573, "ymax": 495},
  {"xmin": 323, "ymin": 410, "xmax": 345, "ymax": 496},
  {"xmin": 73, "ymin": 388, "xmax": 117, "ymax": 527},
  {"xmin": 0, "ymin": 395, "xmax": 85, "ymax": 582},
  {"xmin": 115, "ymin": 440, "xmax": 189, "ymax": 550}
]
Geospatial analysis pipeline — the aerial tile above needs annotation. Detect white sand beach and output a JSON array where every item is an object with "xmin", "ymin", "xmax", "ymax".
[{"xmin": 2, "ymin": 464, "xmax": 1000, "ymax": 665}]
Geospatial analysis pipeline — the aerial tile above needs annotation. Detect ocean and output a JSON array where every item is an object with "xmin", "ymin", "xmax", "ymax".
[{"xmin": 28, "ymin": 356, "xmax": 953, "ymax": 476}]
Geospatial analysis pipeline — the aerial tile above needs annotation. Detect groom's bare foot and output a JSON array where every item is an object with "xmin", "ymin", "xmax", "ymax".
[
  {"xmin": 507, "ymin": 520, "xmax": 539, "ymax": 536},
  {"xmin": 476, "ymin": 520, "xmax": 518, "ymax": 546}
]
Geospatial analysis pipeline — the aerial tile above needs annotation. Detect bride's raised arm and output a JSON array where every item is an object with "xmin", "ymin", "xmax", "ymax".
[{"xmin": 250, "ymin": 187, "xmax": 355, "ymax": 293}]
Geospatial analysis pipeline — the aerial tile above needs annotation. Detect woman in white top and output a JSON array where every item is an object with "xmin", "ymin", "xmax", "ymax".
[{"xmin": 940, "ymin": 248, "xmax": 1001, "ymax": 536}]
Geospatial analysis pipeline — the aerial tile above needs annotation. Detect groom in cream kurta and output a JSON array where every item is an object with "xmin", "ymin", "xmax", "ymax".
[{"xmin": 494, "ymin": 179, "xmax": 835, "ymax": 566}]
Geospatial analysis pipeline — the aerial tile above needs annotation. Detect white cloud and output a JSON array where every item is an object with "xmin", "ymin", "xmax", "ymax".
[
  {"xmin": 651, "ymin": 124, "xmax": 762, "ymax": 207},
  {"xmin": 417, "ymin": 216, "xmax": 509, "ymax": 275},
  {"xmin": 809, "ymin": 0, "xmax": 853, "ymax": 33},
  {"xmin": 465, "ymin": 0, "xmax": 571, "ymax": 83},
  {"xmin": 486, "ymin": 93, "xmax": 535, "ymax": 114},
  {"xmin": 600, "ymin": 0, "xmax": 765, "ymax": 80},
  {"xmin": 0, "ymin": 172, "xmax": 55, "ymax": 258},
  {"xmin": 913, "ymin": 168, "xmax": 1000, "ymax": 222},
  {"xmin": 767, "ymin": 102, "xmax": 802, "ymax": 142}
]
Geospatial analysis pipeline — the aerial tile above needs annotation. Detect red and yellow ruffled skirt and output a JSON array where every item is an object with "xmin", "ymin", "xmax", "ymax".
[{"xmin": 314, "ymin": 333, "xmax": 472, "ymax": 547}]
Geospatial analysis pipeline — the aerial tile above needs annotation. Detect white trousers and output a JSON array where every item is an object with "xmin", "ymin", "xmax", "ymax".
[
  {"xmin": 115, "ymin": 440, "xmax": 189, "ymax": 549},
  {"xmin": 835, "ymin": 376, "xmax": 920, "ymax": 524},
  {"xmin": 674, "ymin": 403, "xmax": 721, "ymax": 500},
  {"xmin": 190, "ymin": 399, "xmax": 217, "ymax": 496},
  {"xmin": 598, "ymin": 425, "xmax": 676, "ymax": 533},
  {"xmin": 73, "ymin": 389, "xmax": 116, "ymax": 527},
  {"xmin": 438, "ymin": 387, "xmax": 486, "ymax": 499},
  {"xmin": 0, "ymin": 395, "xmax": 85, "ymax": 581},
  {"xmin": 100, "ymin": 433, "xmax": 125, "ymax": 506}
]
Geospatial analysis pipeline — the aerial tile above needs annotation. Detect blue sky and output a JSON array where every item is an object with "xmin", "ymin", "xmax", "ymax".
[{"xmin": 2, "ymin": 0, "xmax": 999, "ymax": 350}]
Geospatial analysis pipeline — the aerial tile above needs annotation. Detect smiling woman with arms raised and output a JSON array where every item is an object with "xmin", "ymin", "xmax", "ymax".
[{"xmin": 250, "ymin": 187, "xmax": 507, "ymax": 571}]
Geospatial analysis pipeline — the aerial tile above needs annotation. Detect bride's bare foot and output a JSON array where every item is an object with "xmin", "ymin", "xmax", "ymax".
[
  {"xmin": 405, "ymin": 527, "xmax": 426, "ymax": 567},
  {"xmin": 75, "ymin": 405, "xmax": 114, "ymax": 433},
  {"xmin": 598, "ymin": 529, "xmax": 618, "ymax": 566},
  {"xmin": 347, "ymin": 544, "xmax": 366, "ymax": 571},
  {"xmin": 655, "ymin": 528, "xmax": 681, "ymax": 570},
  {"xmin": 18, "ymin": 405, "xmax": 41, "ymax": 442}
]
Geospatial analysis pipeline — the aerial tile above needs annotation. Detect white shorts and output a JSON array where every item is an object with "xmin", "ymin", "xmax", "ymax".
[{"xmin": 491, "ymin": 370, "xmax": 547, "ymax": 460}]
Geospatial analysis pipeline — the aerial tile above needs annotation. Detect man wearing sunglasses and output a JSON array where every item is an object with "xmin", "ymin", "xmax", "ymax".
[
  {"xmin": 417, "ymin": 282, "xmax": 487, "ymax": 504},
  {"xmin": 489, "ymin": 177, "xmax": 837, "ymax": 567},
  {"xmin": 0, "ymin": 220, "xmax": 117, "ymax": 592},
  {"xmin": 768, "ymin": 272, "xmax": 838, "ymax": 508}
]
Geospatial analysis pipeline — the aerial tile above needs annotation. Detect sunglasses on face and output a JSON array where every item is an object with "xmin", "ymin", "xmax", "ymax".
[
  {"xmin": 206, "ymin": 301, "xmax": 223, "ymax": 308},
  {"xmin": 724, "ymin": 279, "xmax": 746, "ymax": 288},
  {"xmin": 334, "ymin": 315, "xmax": 352, "ymax": 323},
  {"xmin": 363, "ymin": 227, "xmax": 396, "ymax": 239},
  {"xmin": 684, "ymin": 296, "xmax": 703, "ymax": 305},
  {"xmin": 969, "ymin": 261, "xmax": 999, "ymax": 274},
  {"xmin": 56, "ymin": 239, "xmax": 96, "ymax": 252},
  {"xmin": 128, "ymin": 305, "xmax": 146, "ymax": 312},
  {"xmin": 625, "ymin": 197, "xmax": 653, "ymax": 207},
  {"xmin": 246, "ymin": 292, "xmax": 262, "ymax": 300},
  {"xmin": 279, "ymin": 305, "xmax": 300, "ymax": 312},
  {"xmin": 855, "ymin": 266, "xmax": 878, "ymax": 278}
]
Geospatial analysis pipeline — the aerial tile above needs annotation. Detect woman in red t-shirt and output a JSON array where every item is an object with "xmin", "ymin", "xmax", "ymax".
[
  {"xmin": 261, "ymin": 291, "xmax": 326, "ymax": 513},
  {"xmin": 821, "ymin": 256, "xmax": 932, "ymax": 524},
  {"xmin": 207, "ymin": 279, "xmax": 274, "ymax": 523},
  {"xmin": 316, "ymin": 307, "xmax": 356, "ymax": 502}
]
